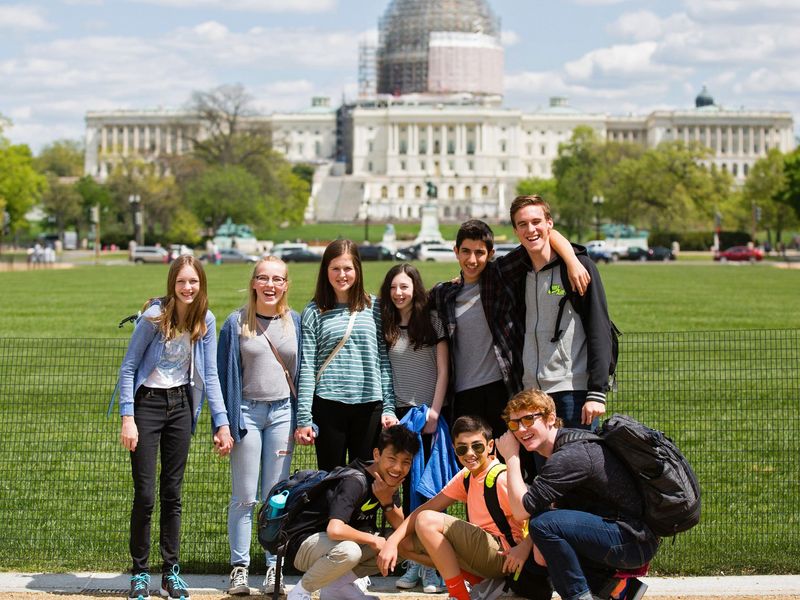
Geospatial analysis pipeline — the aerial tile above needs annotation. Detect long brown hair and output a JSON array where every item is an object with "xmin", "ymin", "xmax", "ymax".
[
  {"xmin": 146, "ymin": 255, "xmax": 208, "ymax": 342},
  {"xmin": 379, "ymin": 263, "xmax": 437, "ymax": 349},
  {"xmin": 313, "ymin": 239, "xmax": 370, "ymax": 313}
]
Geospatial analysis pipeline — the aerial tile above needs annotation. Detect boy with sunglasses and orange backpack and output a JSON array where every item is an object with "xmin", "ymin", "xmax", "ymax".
[{"xmin": 376, "ymin": 416, "xmax": 550, "ymax": 600}]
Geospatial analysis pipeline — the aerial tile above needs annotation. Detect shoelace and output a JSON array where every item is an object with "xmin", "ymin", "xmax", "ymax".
[
  {"xmin": 231, "ymin": 568, "xmax": 247, "ymax": 587},
  {"xmin": 166, "ymin": 565, "xmax": 189, "ymax": 592},
  {"xmin": 131, "ymin": 573, "xmax": 150, "ymax": 589},
  {"xmin": 265, "ymin": 568, "xmax": 276, "ymax": 585}
]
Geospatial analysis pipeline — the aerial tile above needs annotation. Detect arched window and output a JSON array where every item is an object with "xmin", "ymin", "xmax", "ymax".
[
  {"xmin": 398, "ymin": 186, "xmax": 405, "ymax": 199},
  {"xmin": 465, "ymin": 186, "xmax": 472, "ymax": 198},
  {"xmin": 414, "ymin": 185, "xmax": 422, "ymax": 198},
  {"xmin": 381, "ymin": 186, "xmax": 388, "ymax": 199},
  {"xmin": 448, "ymin": 186, "xmax": 455, "ymax": 199},
  {"xmin": 481, "ymin": 185, "xmax": 489, "ymax": 198}
]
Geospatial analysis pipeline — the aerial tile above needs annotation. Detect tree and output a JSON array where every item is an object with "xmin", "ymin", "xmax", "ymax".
[
  {"xmin": 551, "ymin": 126, "xmax": 605, "ymax": 239},
  {"xmin": 40, "ymin": 174, "xmax": 82, "ymax": 238},
  {"xmin": 167, "ymin": 208, "xmax": 203, "ymax": 246},
  {"xmin": 781, "ymin": 147, "xmax": 800, "ymax": 223},
  {"xmin": 186, "ymin": 84, "xmax": 272, "ymax": 166},
  {"xmin": 35, "ymin": 139, "xmax": 84, "ymax": 177},
  {"xmin": 75, "ymin": 175, "xmax": 112, "ymax": 242},
  {"xmin": 184, "ymin": 165, "xmax": 263, "ymax": 230},
  {"xmin": 515, "ymin": 177, "xmax": 558, "ymax": 217},
  {"xmin": 0, "ymin": 135, "xmax": 47, "ymax": 236}
]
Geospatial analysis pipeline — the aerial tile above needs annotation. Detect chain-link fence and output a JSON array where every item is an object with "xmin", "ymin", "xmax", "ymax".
[{"xmin": 0, "ymin": 331, "xmax": 798, "ymax": 574}]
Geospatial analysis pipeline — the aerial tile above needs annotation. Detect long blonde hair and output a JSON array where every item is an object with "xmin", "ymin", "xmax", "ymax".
[
  {"xmin": 146, "ymin": 255, "xmax": 208, "ymax": 342},
  {"xmin": 242, "ymin": 256, "xmax": 291, "ymax": 337}
]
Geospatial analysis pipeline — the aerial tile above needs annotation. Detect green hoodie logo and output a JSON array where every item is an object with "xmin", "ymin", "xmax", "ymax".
[
  {"xmin": 548, "ymin": 284, "xmax": 566, "ymax": 296},
  {"xmin": 360, "ymin": 499, "xmax": 379, "ymax": 511}
]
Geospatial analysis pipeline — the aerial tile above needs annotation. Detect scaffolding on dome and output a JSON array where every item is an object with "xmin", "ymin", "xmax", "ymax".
[{"xmin": 376, "ymin": 0, "xmax": 503, "ymax": 97}]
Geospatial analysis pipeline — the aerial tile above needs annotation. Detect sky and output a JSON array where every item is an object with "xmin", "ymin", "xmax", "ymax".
[{"xmin": 1, "ymin": 0, "xmax": 798, "ymax": 153}]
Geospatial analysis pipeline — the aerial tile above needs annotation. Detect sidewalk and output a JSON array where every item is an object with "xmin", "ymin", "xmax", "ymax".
[{"xmin": 0, "ymin": 572, "xmax": 799, "ymax": 597}]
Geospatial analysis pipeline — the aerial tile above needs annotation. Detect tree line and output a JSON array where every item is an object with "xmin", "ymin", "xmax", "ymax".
[
  {"xmin": 516, "ymin": 125, "xmax": 800, "ymax": 248},
  {"xmin": 0, "ymin": 85, "xmax": 310, "ymax": 249}
]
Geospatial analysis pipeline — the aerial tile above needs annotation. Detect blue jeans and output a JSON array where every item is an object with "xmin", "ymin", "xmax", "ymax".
[
  {"xmin": 529, "ymin": 510, "xmax": 659, "ymax": 600},
  {"xmin": 228, "ymin": 398, "xmax": 294, "ymax": 567},
  {"xmin": 551, "ymin": 390, "xmax": 596, "ymax": 430}
]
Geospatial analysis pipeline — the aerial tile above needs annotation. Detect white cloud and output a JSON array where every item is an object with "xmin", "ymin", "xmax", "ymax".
[
  {"xmin": 684, "ymin": 0, "xmax": 800, "ymax": 22},
  {"xmin": 608, "ymin": 11, "xmax": 694, "ymax": 42},
  {"xmin": 572, "ymin": 0, "xmax": 632, "ymax": 5},
  {"xmin": 564, "ymin": 42, "xmax": 687, "ymax": 81},
  {"xmin": 501, "ymin": 30, "xmax": 520, "ymax": 46},
  {"xmin": 0, "ymin": 5, "xmax": 52, "ymax": 32},
  {"xmin": 132, "ymin": 0, "xmax": 336, "ymax": 12}
]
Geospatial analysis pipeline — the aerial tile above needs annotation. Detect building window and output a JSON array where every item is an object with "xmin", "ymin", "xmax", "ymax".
[
  {"xmin": 381, "ymin": 186, "xmax": 388, "ymax": 199},
  {"xmin": 500, "ymin": 161, "xmax": 507, "ymax": 172},
  {"xmin": 467, "ymin": 141, "xmax": 475, "ymax": 155},
  {"xmin": 732, "ymin": 163, "xmax": 738, "ymax": 176},
  {"xmin": 467, "ymin": 160, "xmax": 474, "ymax": 171},
  {"xmin": 434, "ymin": 140, "xmax": 441, "ymax": 154},
  {"xmin": 444, "ymin": 206, "xmax": 451, "ymax": 217},
  {"xmin": 500, "ymin": 140, "xmax": 506, "ymax": 153},
  {"xmin": 368, "ymin": 141, "xmax": 374, "ymax": 153},
  {"xmin": 540, "ymin": 144, "xmax": 547, "ymax": 155},
  {"xmin": 420, "ymin": 161, "xmax": 425, "ymax": 171},
  {"xmin": 419, "ymin": 140, "xmax": 427, "ymax": 154},
  {"xmin": 400, "ymin": 160, "xmax": 406, "ymax": 171},
  {"xmin": 447, "ymin": 141, "xmax": 455, "ymax": 154},
  {"xmin": 465, "ymin": 185, "xmax": 472, "ymax": 198},
  {"xmin": 297, "ymin": 143, "xmax": 304, "ymax": 155},
  {"xmin": 368, "ymin": 161, "xmax": 373, "ymax": 172},
  {"xmin": 315, "ymin": 141, "xmax": 321, "ymax": 156},
  {"xmin": 448, "ymin": 160, "xmax": 455, "ymax": 171},
  {"xmin": 399, "ymin": 141, "xmax": 407, "ymax": 155},
  {"xmin": 448, "ymin": 186, "xmax": 455, "ymax": 199},
  {"xmin": 414, "ymin": 185, "xmax": 422, "ymax": 198},
  {"xmin": 481, "ymin": 185, "xmax": 489, "ymax": 198},
  {"xmin": 744, "ymin": 164, "xmax": 749, "ymax": 176},
  {"xmin": 399, "ymin": 186, "xmax": 405, "ymax": 199}
]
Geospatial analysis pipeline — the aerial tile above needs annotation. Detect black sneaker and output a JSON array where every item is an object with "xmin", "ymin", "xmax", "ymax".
[
  {"xmin": 129, "ymin": 573, "xmax": 151, "ymax": 600},
  {"xmin": 160, "ymin": 565, "xmax": 191, "ymax": 600},
  {"xmin": 621, "ymin": 578, "xmax": 648, "ymax": 600}
]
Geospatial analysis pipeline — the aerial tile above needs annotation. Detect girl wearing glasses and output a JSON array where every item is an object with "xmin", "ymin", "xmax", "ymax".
[
  {"xmin": 218, "ymin": 256, "xmax": 302, "ymax": 596},
  {"xmin": 295, "ymin": 239, "xmax": 397, "ymax": 470}
]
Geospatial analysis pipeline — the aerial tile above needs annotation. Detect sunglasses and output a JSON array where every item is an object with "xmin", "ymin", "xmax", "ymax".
[
  {"xmin": 454, "ymin": 441, "xmax": 487, "ymax": 457},
  {"xmin": 506, "ymin": 412, "xmax": 544, "ymax": 432}
]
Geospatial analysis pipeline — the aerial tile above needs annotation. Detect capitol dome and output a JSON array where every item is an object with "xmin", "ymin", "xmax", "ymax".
[{"xmin": 377, "ymin": 0, "xmax": 503, "ymax": 97}]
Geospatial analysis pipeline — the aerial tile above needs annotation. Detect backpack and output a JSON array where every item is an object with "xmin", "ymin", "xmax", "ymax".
[
  {"xmin": 555, "ymin": 260, "xmax": 621, "ymax": 389},
  {"xmin": 257, "ymin": 466, "xmax": 369, "ymax": 555},
  {"xmin": 559, "ymin": 414, "xmax": 701, "ymax": 537},
  {"xmin": 463, "ymin": 464, "xmax": 553, "ymax": 600}
]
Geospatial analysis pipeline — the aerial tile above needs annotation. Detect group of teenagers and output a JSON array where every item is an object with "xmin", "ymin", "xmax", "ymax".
[{"xmin": 115, "ymin": 194, "xmax": 660, "ymax": 600}]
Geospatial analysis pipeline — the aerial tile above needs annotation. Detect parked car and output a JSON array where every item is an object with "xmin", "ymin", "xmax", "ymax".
[
  {"xmin": 493, "ymin": 243, "xmax": 519, "ymax": 259},
  {"xmin": 200, "ymin": 248, "xmax": 259, "ymax": 263},
  {"xmin": 131, "ymin": 246, "xmax": 169, "ymax": 264},
  {"xmin": 169, "ymin": 244, "xmax": 194, "ymax": 261},
  {"xmin": 358, "ymin": 244, "xmax": 397, "ymax": 261},
  {"xmin": 281, "ymin": 248, "xmax": 321, "ymax": 263},
  {"xmin": 626, "ymin": 246, "xmax": 675, "ymax": 262},
  {"xmin": 395, "ymin": 242, "xmax": 424, "ymax": 261},
  {"xmin": 585, "ymin": 239, "xmax": 627, "ymax": 260},
  {"xmin": 714, "ymin": 246, "xmax": 764, "ymax": 262},
  {"xmin": 587, "ymin": 246, "xmax": 613, "ymax": 264},
  {"xmin": 270, "ymin": 242, "xmax": 308, "ymax": 259},
  {"xmin": 418, "ymin": 244, "xmax": 458, "ymax": 262}
]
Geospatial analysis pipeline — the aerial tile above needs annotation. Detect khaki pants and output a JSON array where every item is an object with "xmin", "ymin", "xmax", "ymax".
[
  {"xmin": 293, "ymin": 532, "xmax": 379, "ymax": 592},
  {"xmin": 412, "ymin": 513, "xmax": 506, "ymax": 579}
]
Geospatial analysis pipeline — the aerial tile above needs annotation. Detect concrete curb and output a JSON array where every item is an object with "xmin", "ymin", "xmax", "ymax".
[{"xmin": 0, "ymin": 573, "xmax": 799, "ymax": 597}]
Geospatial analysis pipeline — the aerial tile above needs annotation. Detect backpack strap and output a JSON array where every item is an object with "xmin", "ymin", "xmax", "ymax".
[
  {"xmin": 463, "ymin": 470, "xmax": 471, "ymax": 523},
  {"xmin": 483, "ymin": 463, "xmax": 516, "ymax": 549},
  {"xmin": 555, "ymin": 429, "xmax": 602, "ymax": 450},
  {"xmin": 552, "ymin": 261, "xmax": 581, "ymax": 343}
]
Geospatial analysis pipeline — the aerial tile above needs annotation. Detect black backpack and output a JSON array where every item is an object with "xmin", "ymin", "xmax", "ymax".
[
  {"xmin": 257, "ymin": 466, "xmax": 368, "ymax": 600},
  {"xmin": 560, "ymin": 414, "xmax": 701, "ymax": 537},
  {"xmin": 463, "ymin": 464, "xmax": 553, "ymax": 600}
]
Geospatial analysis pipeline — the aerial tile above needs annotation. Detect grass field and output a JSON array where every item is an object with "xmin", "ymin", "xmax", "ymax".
[
  {"xmin": 0, "ymin": 260, "xmax": 798, "ymax": 575},
  {"xmin": 0, "ymin": 260, "xmax": 798, "ymax": 337}
]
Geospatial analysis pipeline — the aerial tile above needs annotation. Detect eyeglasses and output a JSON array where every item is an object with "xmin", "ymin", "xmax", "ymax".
[
  {"xmin": 454, "ymin": 441, "xmax": 487, "ymax": 457},
  {"xmin": 255, "ymin": 275, "xmax": 287, "ymax": 285},
  {"xmin": 505, "ymin": 413, "xmax": 544, "ymax": 432}
]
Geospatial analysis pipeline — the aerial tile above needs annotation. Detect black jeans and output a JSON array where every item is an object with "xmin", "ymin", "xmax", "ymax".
[
  {"xmin": 311, "ymin": 396, "xmax": 382, "ymax": 471},
  {"xmin": 129, "ymin": 385, "xmax": 192, "ymax": 574},
  {"xmin": 452, "ymin": 379, "xmax": 509, "ymax": 440}
]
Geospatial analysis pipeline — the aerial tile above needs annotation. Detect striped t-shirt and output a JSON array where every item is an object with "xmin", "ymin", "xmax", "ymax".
[
  {"xmin": 388, "ymin": 311, "xmax": 446, "ymax": 408},
  {"xmin": 296, "ymin": 297, "xmax": 394, "ymax": 427}
]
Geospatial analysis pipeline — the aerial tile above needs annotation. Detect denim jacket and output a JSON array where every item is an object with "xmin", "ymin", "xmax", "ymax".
[{"xmin": 111, "ymin": 300, "xmax": 229, "ymax": 433}]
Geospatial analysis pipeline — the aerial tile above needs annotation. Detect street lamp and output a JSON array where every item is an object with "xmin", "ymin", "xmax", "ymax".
[
  {"xmin": 128, "ymin": 194, "xmax": 143, "ymax": 246},
  {"xmin": 592, "ymin": 195, "xmax": 604, "ymax": 240},
  {"xmin": 363, "ymin": 198, "xmax": 371, "ymax": 243}
]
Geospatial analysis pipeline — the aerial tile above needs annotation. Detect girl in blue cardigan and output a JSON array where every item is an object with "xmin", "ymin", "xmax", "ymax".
[
  {"xmin": 217, "ymin": 256, "xmax": 302, "ymax": 596},
  {"xmin": 117, "ymin": 255, "xmax": 232, "ymax": 600}
]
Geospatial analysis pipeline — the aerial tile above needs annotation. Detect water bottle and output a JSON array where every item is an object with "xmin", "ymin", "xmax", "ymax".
[{"xmin": 263, "ymin": 490, "xmax": 289, "ymax": 541}]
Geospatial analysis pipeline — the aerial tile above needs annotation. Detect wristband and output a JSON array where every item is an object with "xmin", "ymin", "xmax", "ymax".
[{"xmin": 381, "ymin": 503, "xmax": 394, "ymax": 511}]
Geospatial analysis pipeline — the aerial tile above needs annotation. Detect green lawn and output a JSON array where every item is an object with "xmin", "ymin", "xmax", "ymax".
[{"xmin": 0, "ymin": 260, "xmax": 797, "ymax": 337}]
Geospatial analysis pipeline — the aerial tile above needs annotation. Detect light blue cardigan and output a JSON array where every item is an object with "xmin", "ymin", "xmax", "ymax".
[
  {"xmin": 111, "ymin": 300, "xmax": 230, "ymax": 433},
  {"xmin": 217, "ymin": 308, "xmax": 302, "ymax": 443}
]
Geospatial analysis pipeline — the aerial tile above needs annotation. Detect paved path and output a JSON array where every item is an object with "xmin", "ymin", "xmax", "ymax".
[{"xmin": 0, "ymin": 572, "xmax": 799, "ymax": 597}]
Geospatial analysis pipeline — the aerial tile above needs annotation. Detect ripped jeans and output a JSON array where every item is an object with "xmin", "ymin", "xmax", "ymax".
[{"xmin": 228, "ymin": 397, "xmax": 294, "ymax": 567}]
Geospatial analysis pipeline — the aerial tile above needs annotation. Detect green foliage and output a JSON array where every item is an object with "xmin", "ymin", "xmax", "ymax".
[
  {"xmin": 291, "ymin": 162, "xmax": 315, "ymax": 186},
  {"xmin": 40, "ymin": 173, "xmax": 82, "ymax": 235},
  {"xmin": 185, "ymin": 164, "xmax": 262, "ymax": 230},
  {"xmin": 167, "ymin": 207, "xmax": 203, "ymax": 246},
  {"xmin": 552, "ymin": 125, "xmax": 603, "ymax": 239},
  {"xmin": 743, "ymin": 149, "xmax": 797, "ymax": 244},
  {"xmin": 780, "ymin": 147, "xmax": 800, "ymax": 221},
  {"xmin": 34, "ymin": 139, "xmax": 84, "ymax": 177},
  {"xmin": 0, "ymin": 136, "xmax": 48, "ymax": 234},
  {"xmin": 515, "ymin": 177, "xmax": 558, "ymax": 215}
]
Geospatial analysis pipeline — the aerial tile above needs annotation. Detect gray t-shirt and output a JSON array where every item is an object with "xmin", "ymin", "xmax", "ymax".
[
  {"xmin": 240, "ymin": 313, "xmax": 298, "ymax": 402},
  {"xmin": 388, "ymin": 311, "xmax": 446, "ymax": 408},
  {"xmin": 453, "ymin": 282, "xmax": 503, "ymax": 393}
]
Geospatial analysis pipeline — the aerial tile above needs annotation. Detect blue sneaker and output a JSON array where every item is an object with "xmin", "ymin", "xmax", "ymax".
[
  {"xmin": 395, "ymin": 561, "xmax": 420, "ymax": 589},
  {"xmin": 160, "ymin": 565, "xmax": 190, "ymax": 600},
  {"xmin": 421, "ymin": 566, "xmax": 445, "ymax": 593},
  {"xmin": 129, "ymin": 573, "xmax": 150, "ymax": 600}
]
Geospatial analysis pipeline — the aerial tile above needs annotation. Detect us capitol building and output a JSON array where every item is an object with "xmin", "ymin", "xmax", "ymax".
[{"xmin": 83, "ymin": 0, "xmax": 796, "ymax": 223}]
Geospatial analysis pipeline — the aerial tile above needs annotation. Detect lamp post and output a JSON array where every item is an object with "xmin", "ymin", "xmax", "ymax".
[
  {"xmin": 128, "ymin": 194, "xmax": 143, "ymax": 246},
  {"xmin": 363, "ymin": 198, "xmax": 371, "ymax": 243},
  {"xmin": 592, "ymin": 195, "xmax": 604, "ymax": 240}
]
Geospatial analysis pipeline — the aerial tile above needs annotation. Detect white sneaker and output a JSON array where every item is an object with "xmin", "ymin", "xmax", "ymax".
[
  {"xmin": 227, "ymin": 566, "xmax": 249, "ymax": 596},
  {"xmin": 262, "ymin": 565, "xmax": 285, "ymax": 595},
  {"xmin": 421, "ymin": 566, "xmax": 446, "ymax": 593},
  {"xmin": 396, "ymin": 561, "xmax": 421, "ymax": 589},
  {"xmin": 319, "ymin": 583, "xmax": 378, "ymax": 600},
  {"xmin": 285, "ymin": 582, "xmax": 311, "ymax": 600},
  {"xmin": 353, "ymin": 575, "xmax": 371, "ymax": 593}
]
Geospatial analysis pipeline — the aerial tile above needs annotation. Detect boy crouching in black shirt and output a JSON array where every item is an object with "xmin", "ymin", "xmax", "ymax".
[{"xmin": 286, "ymin": 425, "xmax": 420, "ymax": 600}]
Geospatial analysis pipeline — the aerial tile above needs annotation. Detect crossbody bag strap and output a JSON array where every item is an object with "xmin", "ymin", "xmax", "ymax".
[
  {"xmin": 256, "ymin": 318, "xmax": 298, "ymax": 399},
  {"xmin": 316, "ymin": 310, "xmax": 358, "ymax": 383}
]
